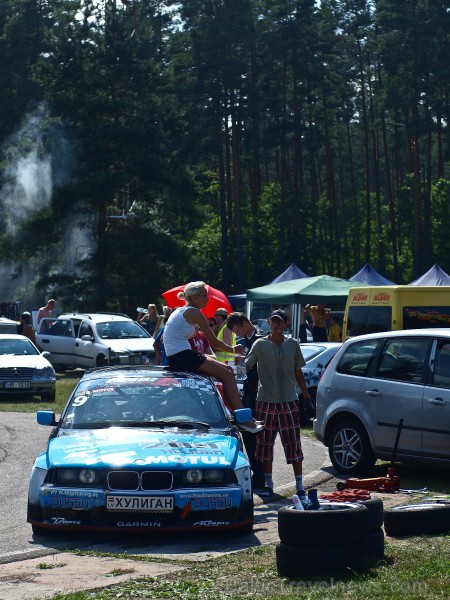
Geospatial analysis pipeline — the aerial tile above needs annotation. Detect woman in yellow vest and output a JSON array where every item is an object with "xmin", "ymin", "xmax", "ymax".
[{"xmin": 214, "ymin": 308, "xmax": 236, "ymax": 363}]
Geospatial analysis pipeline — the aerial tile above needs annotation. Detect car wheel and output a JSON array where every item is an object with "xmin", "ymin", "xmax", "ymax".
[
  {"xmin": 41, "ymin": 390, "xmax": 56, "ymax": 402},
  {"xmin": 278, "ymin": 502, "xmax": 369, "ymax": 546},
  {"xmin": 367, "ymin": 528, "xmax": 385, "ymax": 559},
  {"xmin": 329, "ymin": 420, "xmax": 376, "ymax": 475},
  {"xmin": 384, "ymin": 503, "xmax": 450, "ymax": 537},
  {"xmin": 276, "ymin": 540, "xmax": 368, "ymax": 577},
  {"xmin": 96, "ymin": 354, "xmax": 109, "ymax": 367}
]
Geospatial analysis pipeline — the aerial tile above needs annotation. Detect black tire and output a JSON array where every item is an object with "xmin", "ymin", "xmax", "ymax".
[
  {"xmin": 367, "ymin": 528, "xmax": 385, "ymax": 559},
  {"xmin": 356, "ymin": 497, "xmax": 384, "ymax": 530},
  {"xmin": 278, "ymin": 502, "xmax": 369, "ymax": 547},
  {"xmin": 41, "ymin": 390, "xmax": 56, "ymax": 403},
  {"xmin": 384, "ymin": 503, "xmax": 450, "ymax": 537},
  {"xmin": 276, "ymin": 541, "xmax": 368, "ymax": 577},
  {"xmin": 96, "ymin": 354, "xmax": 109, "ymax": 367},
  {"xmin": 328, "ymin": 420, "xmax": 376, "ymax": 475}
]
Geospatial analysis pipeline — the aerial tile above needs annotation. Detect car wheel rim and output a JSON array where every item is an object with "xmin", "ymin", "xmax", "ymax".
[{"xmin": 334, "ymin": 428, "xmax": 362, "ymax": 468}]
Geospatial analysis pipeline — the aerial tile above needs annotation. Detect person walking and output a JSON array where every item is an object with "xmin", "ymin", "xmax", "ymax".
[
  {"xmin": 245, "ymin": 309, "xmax": 312, "ymax": 497},
  {"xmin": 227, "ymin": 312, "xmax": 266, "ymax": 489},
  {"xmin": 163, "ymin": 281, "xmax": 263, "ymax": 433}
]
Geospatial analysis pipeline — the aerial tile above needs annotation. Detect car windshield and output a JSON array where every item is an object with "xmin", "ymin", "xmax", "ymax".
[
  {"xmin": 0, "ymin": 338, "xmax": 38, "ymax": 355},
  {"xmin": 300, "ymin": 344, "xmax": 329, "ymax": 361},
  {"xmin": 60, "ymin": 374, "xmax": 228, "ymax": 430},
  {"xmin": 96, "ymin": 320, "xmax": 151, "ymax": 339}
]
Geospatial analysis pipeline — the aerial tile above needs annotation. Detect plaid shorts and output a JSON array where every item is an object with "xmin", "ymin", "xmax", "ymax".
[{"xmin": 255, "ymin": 400, "xmax": 303, "ymax": 464}]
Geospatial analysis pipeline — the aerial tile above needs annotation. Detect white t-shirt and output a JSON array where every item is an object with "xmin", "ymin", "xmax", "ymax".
[{"xmin": 163, "ymin": 306, "xmax": 197, "ymax": 357}]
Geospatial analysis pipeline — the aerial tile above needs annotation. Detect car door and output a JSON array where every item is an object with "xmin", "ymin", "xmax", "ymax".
[
  {"xmin": 75, "ymin": 320, "xmax": 98, "ymax": 368},
  {"xmin": 358, "ymin": 336, "xmax": 430, "ymax": 459},
  {"xmin": 422, "ymin": 339, "xmax": 450, "ymax": 460},
  {"xmin": 36, "ymin": 318, "xmax": 77, "ymax": 366}
]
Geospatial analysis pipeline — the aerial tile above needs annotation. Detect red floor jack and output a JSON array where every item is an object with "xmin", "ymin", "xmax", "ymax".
[{"xmin": 336, "ymin": 418, "xmax": 403, "ymax": 493}]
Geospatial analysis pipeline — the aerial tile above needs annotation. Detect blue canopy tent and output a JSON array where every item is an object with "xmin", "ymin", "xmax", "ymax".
[
  {"xmin": 409, "ymin": 263, "xmax": 450, "ymax": 285},
  {"xmin": 349, "ymin": 263, "xmax": 396, "ymax": 286}
]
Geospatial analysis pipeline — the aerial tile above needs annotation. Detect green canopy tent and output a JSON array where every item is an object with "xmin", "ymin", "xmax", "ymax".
[{"xmin": 246, "ymin": 275, "xmax": 367, "ymax": 339}]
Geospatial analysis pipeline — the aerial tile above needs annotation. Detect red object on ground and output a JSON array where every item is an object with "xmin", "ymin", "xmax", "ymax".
[
  {"xmin": 337, "ymin": 467, "xmax": 400, "ymax": 493},
  {"xmin": 162, "ymin": 284, "xmax": 232, "ymax": 319},
  {"xmin": 320, "ymin": 489, "xmax": 372, "ymax": 502}
]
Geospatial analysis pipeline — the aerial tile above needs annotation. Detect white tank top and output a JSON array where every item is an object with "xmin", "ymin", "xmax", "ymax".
[{"xmin": 163, "ymin": 306, "xmax": 197, "ymax": 357}]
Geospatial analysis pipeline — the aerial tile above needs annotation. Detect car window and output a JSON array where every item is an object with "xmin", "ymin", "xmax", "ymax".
[
  {"xmin": 96, "ymin": 320, "xmax": 150, "ymax": 339},
  {"xmin": 336, "ymin": 339, "xmax": 379, "ymax": 376},
  {"xmin": 300, "ymin": 345, "xmax": 327, "ymax": 361},
  {"xmin": 79, "ymin": 322, "xmax": 94, "ymax": 338},
  {"xmin": 61, "ymin": 375, "xmax": 227, "ymax": 429},
  {"xmin": 0, "ymin": 338, "xmax": 38, "ymax": 355},
  {"xmin": 375, "ymin": 338, "xmax": 429, "ymax": 383},
  {"xmin": 347, "ymin": 306, "xmax": 392, "ymax": 337},
  {"xmin": 432, "ymin": 341, "xmax": 450, "ymax": 388}
]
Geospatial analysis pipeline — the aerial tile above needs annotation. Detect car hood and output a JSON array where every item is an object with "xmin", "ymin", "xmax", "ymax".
[
  {"xmin": 45, "ymin": 428, "xmax": 241, "ymax": 470},
  {"xmin": 105, "ymin": 339, "xmax": 154, "ymax": 352},
  {"xmin": 1, "ymin": 355, "xmax": 51, "ymax": 369}
]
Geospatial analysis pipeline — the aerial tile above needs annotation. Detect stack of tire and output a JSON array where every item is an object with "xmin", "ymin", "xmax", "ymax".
[
  {"xmin": 276, "ymin": 498, "xmax": 385, "ymax": 578},
  {"xmin": 384, "ymin": 502, "xmax": 450, "ymax": 537}
]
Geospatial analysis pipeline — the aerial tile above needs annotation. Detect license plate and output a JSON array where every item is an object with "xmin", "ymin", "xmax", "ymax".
[
  {"xmin": 106, "ymin": 495, "xmax": 174, "ymax": 512},
  {"xmin": 5, "ymin": 382, "xmax": 31, "ymax": 389}
]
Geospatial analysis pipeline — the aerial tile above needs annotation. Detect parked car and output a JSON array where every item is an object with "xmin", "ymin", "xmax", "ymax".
[
  {"xmin": 314, "ymin": 328, "xmax": 450, "ymax": 474},
  {"xmin": 297, "ymin": 342, "xmax": 341, "ymax": 423},
  {"xmin": 27, "ymin": 366, "xmax": 254, "ymax": 535},
  {"xmin": 0, "ymin": 334, "xmax": 56, "ymax": 402},
  {"xmin": 36, "ymin": 313, "xmax": 155, "ymax": 371}
]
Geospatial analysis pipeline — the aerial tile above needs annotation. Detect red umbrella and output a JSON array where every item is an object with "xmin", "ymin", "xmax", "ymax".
[{"xmin": 162, "ymin": 284, "xmax": 232, "ymax": 319}]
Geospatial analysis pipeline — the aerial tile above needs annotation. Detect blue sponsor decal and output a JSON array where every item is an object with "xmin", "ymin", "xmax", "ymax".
[
  {"xmin": 178, "ymin": 489, "xmax": 240, "ymax": 510},
  {"xmin": 40, "ymin": 488, "xmax": 105, "ymax": 510}
]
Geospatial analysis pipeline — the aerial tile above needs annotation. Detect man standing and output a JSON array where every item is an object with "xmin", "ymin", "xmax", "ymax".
[
  {"xmin": 37, "ymin": 299, "xmax": 56, "ymax": 324},
  {"xmin": 245, "ymin": 309, "xmax": 312, "ymax": 498},
  {"xmin": 214, "ymin": 308, "xmax": 236, "ymax": 363},
  {"xmin": 305, "ymin": 303, "xmax": 328, "ymax": 342},
  {"xmin": 227, "ymin": 312, "xmax": 266, "ymax": 489}
]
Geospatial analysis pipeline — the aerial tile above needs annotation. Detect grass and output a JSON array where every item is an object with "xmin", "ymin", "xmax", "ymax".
[
  {"xmin": 46, "ymin": 533, "xmax": 450, "ymax": 599},
  {"xmin": 0, "ymin": 371, "xmax": 82, "ymax": 413}
]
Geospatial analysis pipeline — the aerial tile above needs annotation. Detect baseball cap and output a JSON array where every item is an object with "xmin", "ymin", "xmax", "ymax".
[
  {"xmin": 21, "ymin": 311, "xmax": 31, "ymax": 317},
  {"xmin": 269, "ymin": 309, "xmax": 288, "ymax": 323},
  {"xmin": 214, "ymin": 308, "xmax": 229, "ymax": 317}
]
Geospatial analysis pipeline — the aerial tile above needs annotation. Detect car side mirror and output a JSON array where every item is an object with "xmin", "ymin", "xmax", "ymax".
[
  {"xmin": 37, "ymin": 411, "xmax": 57, "ymax": 426},
  {"xmin": 41, "ymin": 351, "xmax": 51, "ymax": 359},
  {"xmin": 81, "ymin": 335, "xmax": 94, "ymax": 342}
]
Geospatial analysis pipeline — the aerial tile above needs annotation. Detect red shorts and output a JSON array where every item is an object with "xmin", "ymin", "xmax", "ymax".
[{"xmin": 255, "ymin": 400, "xmax": 303, "ymax": 464}]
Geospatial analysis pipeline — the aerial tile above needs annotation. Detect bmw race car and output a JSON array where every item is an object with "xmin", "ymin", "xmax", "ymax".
[{"xmin": 27, "ymin": 366, "xmax": 253, "ymax": 535}]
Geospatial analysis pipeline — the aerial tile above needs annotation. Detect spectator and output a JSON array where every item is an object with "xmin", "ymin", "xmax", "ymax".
[
  {"xmin": 305, "ymin": 303, "xmax": 329, "ymax": 342},
  {"xmin": 245, "ymin": 309, "xmax": 312, "ymax": 498},
  {"xmin": 138, "ymin": 304, "xmax": 160, "ymax": 337},
  {"xmin": 328, "ymin": 315, "xmax": 341, "ymax": 342},
  {"xmin": 227, "ymin": 312, "xmax": 266, "ymax": 489},
  {"xmin": 189, "ymin": 325, "xmax": 216, "ymax": 357},
  {"xmin": 19, "ymin": 312, "xmax": 37, "ymax": 345},
  {"xmin": 163, "ymin": 281, "xmax": 263, "ymax": 433},
  {"xmin": 37, "ymin": 299, "xmax": 56, "ymax": 324},
  {"xmin": 214, "ymin": 308, "xmax": 236, "ymax": 363}
]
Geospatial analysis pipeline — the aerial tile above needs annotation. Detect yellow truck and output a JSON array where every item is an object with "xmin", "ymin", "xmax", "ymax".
[{"xmin": 343, "ymin": 285, "xmax": 450, "ymax": 340}]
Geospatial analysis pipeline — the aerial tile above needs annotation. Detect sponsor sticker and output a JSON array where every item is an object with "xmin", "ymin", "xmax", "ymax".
[{"xmin": 107, "ymin": 495, "xmax": 174, "ymax": 512}]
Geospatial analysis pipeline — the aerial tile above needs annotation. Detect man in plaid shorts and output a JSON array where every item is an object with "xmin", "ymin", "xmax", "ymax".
[{"xmin": 245, "ymin": 309, "xmax": 312, "ymax": 498}]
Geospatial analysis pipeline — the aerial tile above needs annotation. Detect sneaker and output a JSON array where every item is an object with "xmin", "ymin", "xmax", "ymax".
[
  {"xmin": 296, "ymin": 489, "xmax": 306, "ymax": 498},
  {"xmin": 259, "ymin": 487, "xmax": 274, "ymax": 497}
]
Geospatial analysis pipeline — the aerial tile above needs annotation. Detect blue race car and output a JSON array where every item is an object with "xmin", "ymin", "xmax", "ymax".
[{"xmin": 27, "ymin": 366, "xmax": 253, "ymax": 535}]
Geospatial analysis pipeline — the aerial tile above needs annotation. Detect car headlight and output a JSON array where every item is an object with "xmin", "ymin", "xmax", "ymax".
[
  {"xmin": 183, "ymin": 469, "xmax": 225, "ymax": 484},
  {"xmin": 34, "ymin": 366, "xmax": 56, "ymax": 380},
  {"xmin": 58, "ymin": 469, "xmax": 98, "ymax": 484}
]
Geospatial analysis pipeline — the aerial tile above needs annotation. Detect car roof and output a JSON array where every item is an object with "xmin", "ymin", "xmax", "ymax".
[
  {"xmin": 346, "ymin": 328, "xmax": 450, "ymax": 343},
  {"xmin": 57, "ymin": 312, "xmax": 132, "ymax": 323},
  {"xmin": 0, "ymin": 333, "xmax": 34, "ymax": 341},
  {"xmin": 79, "ymin": 365, "xmax": 214, "ymax": 383}
]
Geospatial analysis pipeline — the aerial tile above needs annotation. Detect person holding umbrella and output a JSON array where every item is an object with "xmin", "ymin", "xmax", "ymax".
[{"xmin": 163, "ymin": 281, "xmax": 264, "ymax": 433}]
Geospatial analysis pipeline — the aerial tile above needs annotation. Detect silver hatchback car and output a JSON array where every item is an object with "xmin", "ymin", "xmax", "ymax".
[{"xmin": 314, "ymin": 328, "xmax": 450, "ymax": 474}]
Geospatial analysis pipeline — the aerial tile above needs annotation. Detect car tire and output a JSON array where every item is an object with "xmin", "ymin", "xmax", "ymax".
[
  {"xmin": 278, "ymin": 502, "xmax": 369, "ymax": 547},
  {"xmin": 384, "ymin": 503, "xmax": 450, "ymax": 537},
  {"xmin": 328, "ymin": 420, "xmax": 376, "ymax": 475},
  {"xmin": 356, "ymin": 497, "xmax": 384, "ymax": 530},
  {"xmin": 96, "ymin": 354, "xmax": 109, "ymax": 367},
  {"xmin": 41, "ymin": 390, "xmax": 56, "ymax": 402},
  {"xmin": 276, "ymin": 540, "xmax": 368, "ymax": 577},
  {"xmin": 367, "ymin": 528, "xmax": 385, "ymax": 559}
]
